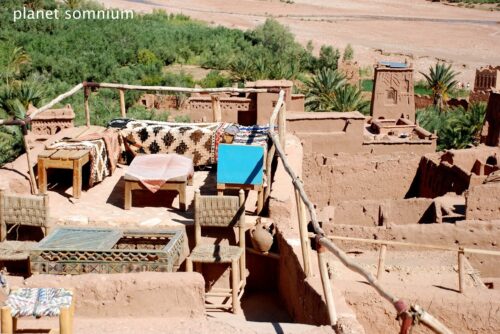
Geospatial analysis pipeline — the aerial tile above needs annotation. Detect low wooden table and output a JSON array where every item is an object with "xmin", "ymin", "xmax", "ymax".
[
  {"xmin": 38, "ymin": 149, "xmax": 90, "ymax": 199},
  {"xmin": 124, "ymin": 177, "xmax": 193, "ymax": 211}
]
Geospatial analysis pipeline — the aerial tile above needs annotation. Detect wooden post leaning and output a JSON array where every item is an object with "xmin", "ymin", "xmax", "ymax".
[
  {"xmin": 294, "ymin": 180, "xmax": 311, "ymax": 277},
  {"xmin": 377, "ymin": 244, "xmax": 387, "ymax": 281},
  {"xmin": 458, "ymin": 247, "xmax": 465, "ymax": 293},
  {"xmin": 277, "ymin": 102, "xmax": 286, "ymax": 154},
  {"xmin": 316, "ymin": 240, "xmax": 338, "ymax": 326},
  {"xmin": 119, "ymin": 89, "xmax": 126, "ymax": 118}
]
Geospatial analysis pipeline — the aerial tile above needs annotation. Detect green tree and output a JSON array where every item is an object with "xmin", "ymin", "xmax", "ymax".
[
  {"xmin": 316, "ymin": 45, "xmax": 340, "ymax": 71},
  {"xmin": 343, "ymin": 44, "xmax": 354, "ymax": 62},
  {"xmin": 303, "ymin": 68, "xmax": 346, "ymax": 111},
  {"xmin": 329, "ymin": 84, "xmax": 369, "ymax": 113},
  {"xmin": 420, "ymin": 63, "xmax": 459, "ymax": 112}
]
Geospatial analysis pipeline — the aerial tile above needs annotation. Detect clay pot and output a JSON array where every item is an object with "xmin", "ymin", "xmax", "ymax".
[{"xmin": 250, "ymin": 218, "xmax": 275, "ymax": 253}]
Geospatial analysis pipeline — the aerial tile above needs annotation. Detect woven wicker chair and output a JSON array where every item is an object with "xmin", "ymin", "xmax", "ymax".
[
  {"xmin": 0, "ymin": 189, "xmax": 50, "ymax": 242},
  {"xmin": 186, "ymin": 189, "xmax": 246, "ymax": 314}
]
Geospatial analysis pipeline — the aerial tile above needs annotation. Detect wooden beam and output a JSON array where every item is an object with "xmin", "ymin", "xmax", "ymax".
[{"xmin": 85, "ymin": 82, "xmax": 268, "ymax": 93}]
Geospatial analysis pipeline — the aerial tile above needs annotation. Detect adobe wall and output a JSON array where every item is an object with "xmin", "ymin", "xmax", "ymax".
[
  {"xmin": 465, "ymin": 183, "xmax": 500, "ymax": 221},
  {"xmin": 416, "ymin": 147, "xmax": 499, "ymax": 198},
  {"xmin": 321, "ymin": 198, "xmax": 435, "ymax": 228},
  {"xmin": 286, "ymin": 112, "xmax": 365, "ymax": 156},
  {"xmin": 370, "ymin": 67, "xmax": 415, "ymax": 122},
  {"xmin": 23, "ymin": 272, "xmax": 205, "ymax": 318},
  {"xmin": 361, "ymin": 140, "xmax": 436, "ymax": 155},
  {"xmin": 481, "ymin": 91, "xmax": 500, "ymax": 147},
  {"xmin": 269, "ymin": 134, "xmax": 365, "ymax": 332},
  {"xmin": 184, "ymin": 96, "xmax": 254, "ymax": 124},
  {"xmin": 302, "ymin": 152, "xmax": 422, "ymax": 207}
]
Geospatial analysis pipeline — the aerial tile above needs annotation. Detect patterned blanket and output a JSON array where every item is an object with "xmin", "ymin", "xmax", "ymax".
[
  {"xmin": 119, "ymin": 121, "xmax": 231, "ymax": 166},
  {"xmin": 6, "ymin": 288, "xmax": 73, "ymax": 317},
  {"xmin": 47, "ymin": 129, "xmax": 120, "ymax": 187}
]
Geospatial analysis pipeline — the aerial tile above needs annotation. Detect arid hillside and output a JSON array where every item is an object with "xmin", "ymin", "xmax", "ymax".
[{"xmin": 98, "ymin": 0, "xmax": 500, "ymax": 83}]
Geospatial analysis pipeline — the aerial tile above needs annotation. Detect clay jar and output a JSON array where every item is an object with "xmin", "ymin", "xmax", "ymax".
[{"xmin": 250, "ymin": 218, "xmax": 275, "ymax": 253}]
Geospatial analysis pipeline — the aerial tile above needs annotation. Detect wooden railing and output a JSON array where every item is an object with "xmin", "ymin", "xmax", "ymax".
[
  {"xmin": 268, "ymin": 90, "xmax": 453, "ymax": 334},
  {"xmin": 311, "ymin": 234, "xmax": 500, "ymax": 293}
]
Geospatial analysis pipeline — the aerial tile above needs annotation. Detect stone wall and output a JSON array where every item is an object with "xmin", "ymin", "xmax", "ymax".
[{"xmin": 303, "ymin": 152, "xmax": 422, "ymax": 207}]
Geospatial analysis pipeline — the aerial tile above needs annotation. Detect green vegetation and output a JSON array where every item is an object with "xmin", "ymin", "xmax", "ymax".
[
  {"xmin": 303, "ymin": 68, "xmax": 368, "ymax": 113},
  {"xmin": 416, "ymin": 103, "xmax": 486, "ymax": 150},
  {"xmin": 420, "ymin": 63, "xmax": 459, "ymax": 111},
  {"xmin": 0, "ymin": 0, "xmax": 344, "ymax": 164},
  {"xmin": 343, "ymin": 44, "xmax": 354, "ymax": 62}
]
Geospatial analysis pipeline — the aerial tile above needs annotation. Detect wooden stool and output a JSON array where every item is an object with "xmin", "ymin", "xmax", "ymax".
[
  {"xmin": 1, "ymin": 288, "xmax": 75, "ymax": 334},
  {"xmin": 38, "ymin": 149, "xmax": 90, "ymax": 199}
]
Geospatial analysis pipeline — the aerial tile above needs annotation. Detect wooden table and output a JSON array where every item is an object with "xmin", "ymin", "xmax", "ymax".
[
  {"xmin": 37, "ymin": 126, "xmax": 105, "ymax": 199},
  {"xmin": 38, "ymin": 149, "xmax": 89, "ymax": 199}
]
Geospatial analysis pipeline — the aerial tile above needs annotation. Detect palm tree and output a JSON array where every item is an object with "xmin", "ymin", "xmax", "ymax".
[
  {"xmin": 3, "ymin": 47, "xmax": 31, "ymax": 86},
  {"xmin": 420, "ymin": 63, "xmax": 459, "ymax": 112},
  {"xmin": 303, "ymin": 68, "xmax": 346, "ymax": 111},
  {"xmin": 329, "ymin": 84, "xmax": 369, "ymax": 113}
]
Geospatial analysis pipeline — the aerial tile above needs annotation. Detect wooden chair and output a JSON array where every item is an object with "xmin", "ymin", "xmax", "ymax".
[
  {"xmin": 0, "ymin": 189, "xmax": 51, "ymax": 242},
  {"xmin": 186, "ymin": 190, "xmax": 246, "ymax": 314}
]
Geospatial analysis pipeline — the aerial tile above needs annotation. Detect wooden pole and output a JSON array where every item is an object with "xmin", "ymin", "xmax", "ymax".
[
  {"xmin": 458, "ymin": 247, "xmax": 465, "ymax": 293},
  {"xmin": 84, "ymin": 86, "xmax": 91, "ymax": 127},
  {"xmin": 59, "ymin": 306, "xmax": 72, "ymax": 334},
  {"xmin": 278, "ymin": 102, "xmax": 286, "ymax": 153},
  {"xmin": 316, "ymin": 242, "xmax": 338, "ymax": 326},
  {"xmin": 377, "ymin": 244, "xmax": 387, "ymax": 281},
  {"xmin": 294, "ymin": 183, "xmax": 311, "ymax": 277},
  {"xmin": 27, "ymin": 83, "xmax": 84, "ymax": 120},
  {"xmin": 412, "ymin": 305, "xmax": 454, "ymax": 334},
  {"xmin": 1, "ymin": 306, "xmax": 13, "ymax": 334},
  {"xmin": 119, "ymin": 89, "xmax": 126, "ymax": 118},
  {"xmin": 22, "ymin": 129, "xmax": 38, "ymax": 195},
  {"xmin": 85, "ymin": 82, "xmax": 268, "ymax": 94},
  {"xmin": 211, "ymin": 95, "xmax": 222, "ymax": 122}
]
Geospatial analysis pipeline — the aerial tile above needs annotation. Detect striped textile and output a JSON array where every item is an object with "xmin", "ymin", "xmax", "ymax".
[
  {"xmin": 6, "ymin": 288, "xmax": 73, "ymax": 317},
  {"xmin": 233, "ymin": 125, "xmax": 271, "ymax": 148}
]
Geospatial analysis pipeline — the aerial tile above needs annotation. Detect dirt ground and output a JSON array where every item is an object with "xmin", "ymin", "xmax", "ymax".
[
  {"xmin": 97, "ymin": 0, "xmax": 500, "ymax": 83},
  {"xmin": 327, "ymin": 250, "xmax": 500, "ymax": 333}
]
